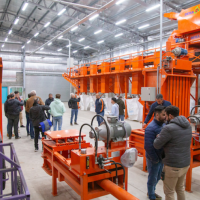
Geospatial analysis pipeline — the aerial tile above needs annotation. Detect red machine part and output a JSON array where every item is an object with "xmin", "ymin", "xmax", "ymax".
[{"xmin": 42, "ymin": 130, "xmax": 139, "ymax": 200}]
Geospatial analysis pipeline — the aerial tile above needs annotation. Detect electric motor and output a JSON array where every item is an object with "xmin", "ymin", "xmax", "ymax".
[
  {"xmin": 89, "ymin": 116, "xmax": 132, "ymax": 142},
  {"xmin": 172, "ymin": 47, "xmax": 188, "ymax": 57}
]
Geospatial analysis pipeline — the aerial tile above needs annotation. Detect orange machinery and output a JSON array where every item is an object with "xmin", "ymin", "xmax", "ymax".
[
  {"xmin": 0, "ymin": 58, "xmax": 3, "ymax": 141},
  {"xmin": 42, "ymin": 116, "xmax": 139, "ymax": 200}
]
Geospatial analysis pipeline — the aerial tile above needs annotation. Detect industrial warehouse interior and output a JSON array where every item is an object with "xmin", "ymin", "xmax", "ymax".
[{"xmin": 1, "ymin": 0, "xmax": 200, "ymax": 200}]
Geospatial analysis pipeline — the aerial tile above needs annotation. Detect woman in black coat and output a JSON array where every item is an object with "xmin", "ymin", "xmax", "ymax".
[{"xmin": 29, "ymin": 98, "xmax": 50, "ymax": 151}]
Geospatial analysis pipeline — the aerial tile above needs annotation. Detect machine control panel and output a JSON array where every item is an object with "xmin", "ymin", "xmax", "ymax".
[{"xmin": 141, "ymin": 87, "xmax": 156, "ymax": 101}]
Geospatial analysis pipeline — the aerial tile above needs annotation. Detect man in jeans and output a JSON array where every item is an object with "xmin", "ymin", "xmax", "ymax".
[
  {"xmin": 95, "ymin": 93, "xmax": 105, "ymax": 126},
  {"xmin": 145, "ymin": 106, "xmax": 166, "ymax": 200},
  {"xmin": 5, "ymin": 93, "xmax": 24, "ymax": 139},
  {"xmin": 68, "ymin": 93, "xmax": 80, "ymax": 125},
  {"xmin": 117, "ymin": 96, "xmax": 125, "ymax": 121},
  {"xmin": 154, "ymin": 106, "xmax": 192, "ymax": 200},
  {"xmin": 49, "ymin": 94, "xmax": 66, "ymax": 130},
  {"xmin": 24, "ymin": 93, "xmax": 32, "ymax": 136}
]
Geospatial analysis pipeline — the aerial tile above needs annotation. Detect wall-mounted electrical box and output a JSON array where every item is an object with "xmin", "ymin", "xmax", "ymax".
[{"xmin": 141, "ymin": 87, "xmax": 156, "ymax": 101}]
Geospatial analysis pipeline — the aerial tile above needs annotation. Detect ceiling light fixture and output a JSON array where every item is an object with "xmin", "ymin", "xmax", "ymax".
[
  {"xmin": 48, "ymin": 42, "xmax": 52, "ymax": 46},
  {"xmin": 58, "ymin": 35, "xmax": 63, "ymax": 39},
  {"xmin": 66, "ymin": 44, "xmax": 72, "ymax": 47},
  {"xmin": 115, "ymin": 19, "xmax": 126, "ymax": 25},
  {"xmin": 97, "ymin": 40, "xmax": 104, "ymax": 44},
  {"xmin": 2, "ymin": 44, "xmax": 4, "ymax": 48},
  {"xmin": 116, "ymin": 0, "xmax": 126, "ymax": 5},
  {"xmin": 94, "ymin": 30, "xmax": 102, "ymax": 34},
  {"xmin": 5, "ymin": 38, "xmax": 8, "ymax": 42},
  {"xmin": 115, "ymin": 33, "xmax": 123, "ymax": 37},
  {"xmin": 57, "ymin": 48, "xmax": 62, "ymax": 51},
  {"xmin": 146, "ymin": 4, "xmax": 160, "ymax": 12},
  {"xmin": 44, "ymin": 22, "xmax": 50, "ymax": 28},
  {"xmin": 58, "ymin": 8, "xmax": 66, "ymax": 16},
  {"xmin": 22, "ymin": 2, "xmax": 28, "ymax": 11},
  {"xmin": 34, "ymin": 32, "xmax": 39, "ymax": 37},
  {"xmin": 40, "ymin": 47, "xmax": 44, "ymax": 50},
  {"xmin": 138, "ymin": 24, "xmax": 149, "ymax": 29},
  {"xmin": 8, "ymin": 30, "xmax": 12, "ymax": 34},
  {"xmin": 22, "ymin": 46, "xmax": 25, "ymax": 49},
  {"xmin": 71, "ymin": 26, "xmax": 78, "ymax": 31},
  {"xmin": 73, "ymin": 50, "xmax": 77, "ymax": 53},
  {"xmin": 79, "ymin": 38, "xmax": 85, "ymax": 42},
  {"xmin": 89, "ymin": 14, "xmax": 99, "ymax": 21},
  {"xmin": 27, "ymin": 40, "xmax": 31, "ymax": 44},
  {"xmin": 14, "ymin": 18, "xmax": 19, "ymax": 25},
  {"xmin": 84, "ymin": 46, "xmax": 90, "ymax": 49}
]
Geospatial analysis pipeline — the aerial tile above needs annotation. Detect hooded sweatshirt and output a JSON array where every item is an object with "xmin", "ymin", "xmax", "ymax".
[
  {"xmin": 49, "ymin": 98, "xmax": 66, "ymax": 117},
  {"xmin": 154, "ymin": 116, "xmax": 192, "ymax": 168}
]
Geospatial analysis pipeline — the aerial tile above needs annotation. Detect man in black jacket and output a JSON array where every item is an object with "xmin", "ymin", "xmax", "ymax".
[
  {"xmin": 5, "ymin": 93, "xmax": 24, "ymax": 139},
  {"xmin": 68, "ymin": 93, "xmax": 80, "ymax": 125},
  {"xmin": 117, "ymin": 96, "xmax": 125, "ymax": 121},
  {"xmin": 29, "ymin": 98, "xmax": 50, "ymax": 151},
  {"xmin": 45, "ymin": 93, "xmax": 54, "ymax": 119},
  {"xmin": 154, "ymin": 106, "xmax": 192, "ymax": 200}
]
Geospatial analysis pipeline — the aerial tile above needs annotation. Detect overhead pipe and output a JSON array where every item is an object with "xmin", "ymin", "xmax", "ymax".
[{"xmin": 97, "ymin": 179, "xmax": 139, "ymax": 200}]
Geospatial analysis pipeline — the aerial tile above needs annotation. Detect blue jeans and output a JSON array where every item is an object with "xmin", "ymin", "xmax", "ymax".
[
  {"xmin": 27, "ymin": 113, "xmax": 34, "ymax": 138},
  {"xmin": 119, "ymin": 115, "xmax": 124, "ymax": 121},
  {"xmin": 71, "ymin": 109, "xmax": 78, "ymax": 124},
  {"xmin": 53, "ymin": 116, "xmax": 62, "ymax": 131},
  {"xmin": 147, "ymin": 159, "xmax": 163, "ymax": 199},
  {"xmin": 97, "ymin": 111, "xmax": 104, "ymax": 126},
  {"xmin": 26, "ymin": 112, "xmax": 30, "ymax": 134}
]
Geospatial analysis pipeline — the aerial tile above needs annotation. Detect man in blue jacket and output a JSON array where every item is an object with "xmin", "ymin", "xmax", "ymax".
[
  {"xmin": 95, "ymin": 93, "xmax": 105, "ymax": 126},
  {"xmin": 143, "ymin": 94, "xmax": 171, "ymax": 127},
  {"xmin": 145, "ymin": 105, "xmax": 166, "ymax": 200}
]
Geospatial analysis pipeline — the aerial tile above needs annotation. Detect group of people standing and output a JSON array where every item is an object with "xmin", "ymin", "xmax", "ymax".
[{"xmin": 144, "ymin": 94, "xmax": 192, "ymax": 200}]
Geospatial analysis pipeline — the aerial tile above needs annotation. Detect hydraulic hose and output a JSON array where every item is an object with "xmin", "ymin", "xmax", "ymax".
[
  {"xmin": 78, "ymin": 123, "xmax": 98, "ymax": 164},
  {"xmin": 115, "ymin": 162, "xmax": 125, "ymax": 189},
  {"xmin": 91, "ymin": 114, "xmax": 110, "ymax": 159},
  {"xmin": 190, "ymin": 105, "xmax": 200, "ymax": 115},
  {"xmin": 109, "ymin": 160, "xmax": 118, "ymax": 185}
]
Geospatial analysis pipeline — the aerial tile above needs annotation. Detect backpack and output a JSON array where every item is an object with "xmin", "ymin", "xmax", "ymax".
[{"xmin": 68, "ymin": 100, "xmax": 72, "ymax": 108}]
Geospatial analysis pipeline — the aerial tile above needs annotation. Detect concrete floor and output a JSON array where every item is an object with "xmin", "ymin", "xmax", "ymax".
[{"xmin": 2, "ymin": 103, "xmax": 200, "ymax": 200}]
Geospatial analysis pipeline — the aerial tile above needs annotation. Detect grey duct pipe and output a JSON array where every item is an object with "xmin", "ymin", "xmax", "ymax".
[{"xmin": 22, "ymin": 48, "xmax": 26, "ymax": 98}]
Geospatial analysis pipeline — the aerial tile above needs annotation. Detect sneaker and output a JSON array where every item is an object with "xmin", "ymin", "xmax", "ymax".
[
  {"xmin": 15, "ymin": 137, "xmax": 21, "ymax": 139},
  {"xmin": 35, "ymin": 148, "xmax": 38, "ymax": 152},
  {"xmin": 20, "ymin": 125, "xmax": 25, "ymax": 128},
  {"xmin": 147, "ymin": 193, "xmax": 162, "ymax": 200},
  {"xmin": 7, "ymin": 133, "xmax": 9, "ymax": 137},
  {"xmin": 74, "ymin": 122, "xmax": 78, "ymax": 125},
  {"xmin": 70, "ymin": 123, "xmax": 73, "ymax": 126}
]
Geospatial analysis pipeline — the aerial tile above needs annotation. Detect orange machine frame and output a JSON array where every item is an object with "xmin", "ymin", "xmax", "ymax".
[{"xmin": 42, "ymin": 129, "xmax": 139, "ymax": 200}]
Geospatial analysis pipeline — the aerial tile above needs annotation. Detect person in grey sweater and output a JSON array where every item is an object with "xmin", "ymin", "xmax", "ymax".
[{"xmin": 154, "ymin": 105, "xmax": 192, "ymax": 200}]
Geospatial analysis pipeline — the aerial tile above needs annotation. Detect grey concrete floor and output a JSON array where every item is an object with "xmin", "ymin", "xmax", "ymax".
[{"xmin": 2, "ymin": 103, "xmax": 200, "ymax": 200}]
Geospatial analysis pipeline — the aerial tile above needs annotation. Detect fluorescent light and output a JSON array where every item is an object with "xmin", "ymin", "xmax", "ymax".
[
  {"xmin": 58, "ymin": 8, "xmax": 66, "ymax": 16},
  {"xmin": 89, "ymin": 14, "xmax": 99, "ymax": 21},
  {"xmin": 79, "ymin": 38, "xmax": 85, "ymax": 42},
  {"xmin": 94, "ymin": 30, "xmax": 102, "ymax": 34},
  {"xmin": 73, "ymin": 50, "xmax": 77, "ymax": 53},
  {"xmin": 2, "ymin": 44, "xmax": 4, "ymax": 48},
  {"xmin": 138, "ymin": 24, "xmax": 149, "ymax": 29},
  {"xmin": 57, "ymin": 48, "xmax": 62, "ymax": 51},
  {"xmin": 34, "ymin": 32, "xmax": 39, "ymax": 37},
  {"xmin": 27, "ymin": 40, "xmax": 31, "ymax": 44},
  {"xmin": 58, "ymin": 35, "xmax": 63, "ymax": 39},
  {"xmin": 115, "ymin": 19, "xmax": 126, "ymax": 25},
  {"xmin": 44, "ymin": 22, "xmax": 50, "ymax": 28},
  {"xmin": 22, "ymin": 2, "xmax": 28, "ymax": 11},
  {"xmin": 5, "ymin": 38, "xmax": 8, "ymax": 42},
  {"xmin": 40, "ymin": 47, "xmax": 44, "ymax": 50},
  {"xmin": 14, "ymin": 18, "xmax": 19, "ymax": 25},
  {"xmin": 116, "ymin": 0, "xmax": 125, "ymax": 5},
  {"xmin": 8, "ymin": 30, "xmax": 12, "ymax": 34},
  {"xmin": 84, "ymin": 46, "xmax": 90, "ymax": 49},
  {"xmin": 22, "ymin": 46, "xmax": 25, "ymax": 49},
  {"xmin": 71, "ymin": 26, "xmax": 78, "ymax": 31},
  {"xmin": 115, "ymin": 33, "xmax": 123, "ymax": 37},
  {"xmin": 146, "ymin": 4, "xmax": 160, "ymax": 12},
  {"xmin": 48, "ymin": 42, "xmax": 52, "ymax": 46},
  {"xmin": 97, "ymin": 40, "xmax": 104, "ymax": 44},
  {"xmin": 66, "ymin": 44, "xmax": 72, "ymax": 47}
]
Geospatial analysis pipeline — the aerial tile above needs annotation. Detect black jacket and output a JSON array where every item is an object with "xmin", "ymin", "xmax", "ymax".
[
  {"xmin": 154, "ymin": 116, "xmax": 192, "ymax": 168},
  {"xmin": 29, "ymin": 104, "xmax": 50, "ymax": 127},
  {"xmin": 5, "ymin": 99, "xmax": 24, "ymax": 116},
  {"xmin": 45, "ymin": 98, "xmax": 54, "ymax": 106},
  {"xmin": 117, "ymin": 99, "xmax": 125, "ymax": 115},
  {"xmin": 68, "ymin": 98, "xmax": 80, "ymax": 109}
]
